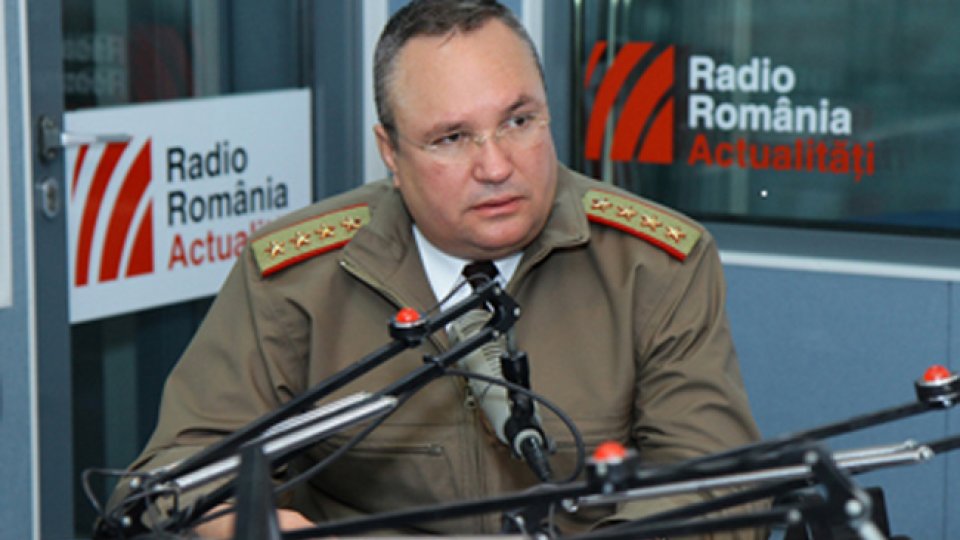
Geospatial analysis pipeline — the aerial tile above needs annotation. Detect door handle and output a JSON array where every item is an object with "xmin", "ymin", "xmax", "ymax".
[
  {"xmin": 59, "ymin": 131, "xmax": 132, "ymax": 147},
  {"xmin": 37, "ymin": 115, "xmax": 131, "ymax": 163}
]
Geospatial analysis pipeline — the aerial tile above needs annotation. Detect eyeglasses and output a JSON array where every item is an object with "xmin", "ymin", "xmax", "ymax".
[{"xmin": 397, "ymin": 111, "xmax": 550, "ymax": 163}]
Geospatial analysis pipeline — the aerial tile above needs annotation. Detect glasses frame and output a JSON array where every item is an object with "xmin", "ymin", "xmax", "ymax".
[{"xmin": 392, "ymin": 111, "xmax": 551, "ymax": 163}]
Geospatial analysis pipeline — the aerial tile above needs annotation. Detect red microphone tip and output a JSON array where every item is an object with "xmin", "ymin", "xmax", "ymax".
[
  {"xmin": 593, "ymin": 441, "xmax": 628, "ymax": 462},
  {"xmin": 395, "ymin": 307, "xmax": 420, "ymax": 324},
  {"xmin": 923, "ymin": 364, "xmax": 953, "ymax": 383}
]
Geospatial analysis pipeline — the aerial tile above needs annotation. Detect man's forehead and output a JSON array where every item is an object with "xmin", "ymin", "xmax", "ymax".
[{"xmin": 389, "ymin": 20, "xmax": 545, "ymax": 124}]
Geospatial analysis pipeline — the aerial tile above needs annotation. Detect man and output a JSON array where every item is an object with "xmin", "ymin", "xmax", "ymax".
[{"xmin": 112, "ymin": 0, "xmax": 763, "ymax": 537}]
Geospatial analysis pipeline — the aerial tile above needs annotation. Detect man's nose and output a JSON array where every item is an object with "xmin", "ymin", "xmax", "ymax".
[{"xmin": 472, "ymin": 136, "xmax": 513, "ymax": 183}]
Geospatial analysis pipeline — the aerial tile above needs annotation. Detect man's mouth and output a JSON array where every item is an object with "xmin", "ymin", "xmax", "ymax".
[{"xmin": 472, "ymin": 195, "xmax": 523, "ymax": 215}]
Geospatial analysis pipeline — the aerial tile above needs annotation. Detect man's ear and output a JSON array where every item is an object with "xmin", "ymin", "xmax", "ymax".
[{"xmin": 374, "ymin": 124, "xmax": 400, "ymax": 186}]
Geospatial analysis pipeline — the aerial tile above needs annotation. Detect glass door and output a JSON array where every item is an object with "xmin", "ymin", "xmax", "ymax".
[{"xmin": 56, "ymin": 1, "xmax": 314, "ymax": 536}]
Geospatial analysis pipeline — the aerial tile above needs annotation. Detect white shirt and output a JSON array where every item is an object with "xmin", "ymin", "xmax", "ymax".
[{"xmin": 412, "ymin": 225, "xmax": 521, "ymax": 311}]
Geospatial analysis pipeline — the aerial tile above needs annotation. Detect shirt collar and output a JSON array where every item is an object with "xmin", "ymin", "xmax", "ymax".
[{"xmin": 412, "ymin": 225, "xmax": 521, "ymax": 310}]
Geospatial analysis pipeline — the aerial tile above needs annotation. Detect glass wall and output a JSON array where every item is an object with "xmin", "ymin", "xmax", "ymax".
[
  {"xmin": 571, "ymin": 0, "xmax": 960, "ymax": 236},
  {"xmin": 62, "ymin": 1, "xmax": 319, "ymax": 535}
]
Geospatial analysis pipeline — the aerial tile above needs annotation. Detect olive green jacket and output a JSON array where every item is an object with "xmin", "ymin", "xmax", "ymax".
[{"xmin": 122, "ymin": 165, "xmax": 763, "ymax": 536}]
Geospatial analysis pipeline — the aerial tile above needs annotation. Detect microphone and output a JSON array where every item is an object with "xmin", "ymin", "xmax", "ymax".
[{"xmin": 448, "ymin": 309, "xmax": 553, "ymax": 482}]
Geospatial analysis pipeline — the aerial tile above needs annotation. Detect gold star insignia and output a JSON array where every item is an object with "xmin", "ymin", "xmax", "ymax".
[
  {"xmin": 252, "ymin": 204, "xmax": 371, "ymax": 276},
  {"xmin": 591, "ymin": 198, "xmax": 613, "ymax": 212},
  {"xmin": 291, "ymin": 231, "xmax": 311, "ymax": 249},
  {"xmin": 265, "ymin": 240, "xmax": 285, "ymax": 258},
  {"xmin": 317, "ymin": 224, "xmax": 336, "ymax": 239},
  {"xmin": 583, "ymin": 189, "xmax": 701, "ymax": 261},
  {"xmin": 616, "ymin": 206, "xmax": 638, "ymax": 221},
  {"xmin": 341, "ymin": 217, "xmax": 363, "ymax": 232},
  {"xmin": 665, "ymin": 226, "xmax": 686, "ymax": 243},
  {"xmin": 640, "ymin": 215, "xmax": 662, "ymax": 231}
]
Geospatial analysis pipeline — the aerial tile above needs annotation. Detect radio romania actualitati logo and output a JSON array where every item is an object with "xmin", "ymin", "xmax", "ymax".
[
  {"xmin": 70, "ymin": 137, "xmax": 289, "ymax": 288},
  {"xmin": 585, "ymin": 41, "xmax": 876, "ymax": 182}
]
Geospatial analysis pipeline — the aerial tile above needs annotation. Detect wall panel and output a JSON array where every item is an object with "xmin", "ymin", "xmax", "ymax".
[{"xmin": 725, "ymin": 264, "xmax": 952, "ymax": 538}]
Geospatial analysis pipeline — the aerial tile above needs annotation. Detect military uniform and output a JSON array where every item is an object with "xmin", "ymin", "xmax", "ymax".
[{"xmin": 124, "ymin": 164, "xmax": 762, "ymax": 536}]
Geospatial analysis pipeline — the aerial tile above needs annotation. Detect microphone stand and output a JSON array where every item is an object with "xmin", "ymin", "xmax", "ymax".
[
  {"xmin": 566, "ymin": 368, "xmax": 958, "ymax": 539},
  {"xmin": 98, "ymin": 279, "xmax": 520, "ymax": 538},
  {"xmin": 634, "ymin": 364, "xmax": 959, "ymax": 487},
  {"xmin": 284, "ymin": 432, "xmax": 955, "ymax": 539},
  {"xmin": 232, "ymin": 444, "xmax": 281, "ymax": 540},
  {"xmin": 281, "ymin": 366, "xmax": 960, "ymax": 539},
  {"xmin": 572, "ymin": 445, "xmax": 891, "ymax": 540}
]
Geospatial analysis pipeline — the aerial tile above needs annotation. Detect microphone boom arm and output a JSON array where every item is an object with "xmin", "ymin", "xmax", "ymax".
[
  {"xmin": 283, "ymin": 366, "xmax": 960, "ymax": 539},
  {"xmin": 101, "ymin": 279, "xmax": 520, "ymax": 538}
]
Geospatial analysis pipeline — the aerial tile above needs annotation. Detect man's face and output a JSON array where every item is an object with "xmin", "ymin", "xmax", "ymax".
[{"xmin": 375, "ymin": 19, "xmax": 557, "ymax": 260}]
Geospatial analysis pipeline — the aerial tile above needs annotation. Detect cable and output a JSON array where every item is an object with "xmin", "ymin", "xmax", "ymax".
[
  {"xmin": 444, "ymin": 367, "xmax": 586, "ymax": 484},
  {"xmin": 82, "ymin": 467, "xmax": 177, "ymax": 538}
]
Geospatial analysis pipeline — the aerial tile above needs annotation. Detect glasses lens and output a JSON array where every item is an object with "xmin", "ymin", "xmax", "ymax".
[
  {"xmin": 506, "ymin": 117, "xmax": 548, "ymax": 148},
  {"xmin": 423, "ymin": 116, "xmax": 549, "ymax": 162}
]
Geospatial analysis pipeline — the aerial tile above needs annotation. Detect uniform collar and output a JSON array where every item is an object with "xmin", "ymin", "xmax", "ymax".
[{"xmin": 340, "ymin": 181, "xmax": 439, "ymax": 312}]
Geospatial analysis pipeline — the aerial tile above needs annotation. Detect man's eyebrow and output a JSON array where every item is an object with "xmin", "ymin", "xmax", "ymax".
[
  {"xmin": 505, "ymin": 95, "xmax": 539, "ymax": 114},
  {"xmin": 423, "ymin": 120, "xmax": 468, "ymax": 139}
]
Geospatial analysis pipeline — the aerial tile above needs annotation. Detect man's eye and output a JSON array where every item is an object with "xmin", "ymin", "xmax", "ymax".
[
  {"xmin": 432, "ymin": 132, "xmax": 464, "ymax": 147},
  {"xmin": 505, "ymin": 113, "xmax": 534, "ymax": 130}
]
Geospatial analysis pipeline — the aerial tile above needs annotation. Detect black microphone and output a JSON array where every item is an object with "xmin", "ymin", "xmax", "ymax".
[{"xmin": 448, "ymin": 309, "xmax": 553, "ymax": 482}]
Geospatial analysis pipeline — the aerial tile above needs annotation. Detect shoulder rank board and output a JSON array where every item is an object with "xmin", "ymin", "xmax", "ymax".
[
  {"xmin": 252, "ymin": 204, "xmax": 371, "ymax": 276},
  {"xmin": 583, "ymin": 189, "xmax": 701, "ymax": 261}
]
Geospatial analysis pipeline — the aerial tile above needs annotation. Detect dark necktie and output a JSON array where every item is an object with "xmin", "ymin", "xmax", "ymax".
[{"xmin": 462, "ymin": 260, "xmax": 498, "ymax": 290}]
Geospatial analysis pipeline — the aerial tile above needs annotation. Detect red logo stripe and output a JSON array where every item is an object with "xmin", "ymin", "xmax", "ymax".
[
  {"xmin": 612, "ymin": 46, "xmax": 674, "ymax": 162},
  {"xmin": 126, "ymin": 201, "xmax": 154, "ymax": 277},
  {"xmin": 99, "ymin": 140, "xmax": 152, "ymax": 282},
  {"xmin": 71, "ymin": 144, "xmax": 89, "ymax": 201},
  {"xmin": 585, "ymin": 42, "xmax": 653, "ymax": 160},
  {"xmin": 584, "ymin": 41, "xmax": 607, "ymax": 88},
  {"xmin": 75, "ymin": 142, "xmax": 128, "ymax": 287}
]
